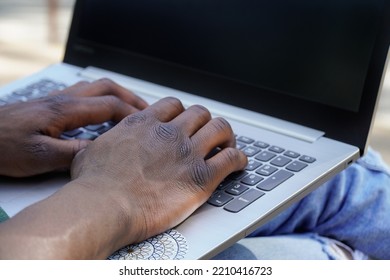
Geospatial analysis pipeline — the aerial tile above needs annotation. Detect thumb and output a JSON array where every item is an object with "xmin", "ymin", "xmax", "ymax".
[{"xmin": 38, "ymin": 137, "xmax": 91, "ymax": 172}]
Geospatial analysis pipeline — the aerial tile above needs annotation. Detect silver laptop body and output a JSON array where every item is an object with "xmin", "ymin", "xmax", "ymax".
[{"xmin": 1, "ymin": 0, "xmax": 389, "ymax": 260}]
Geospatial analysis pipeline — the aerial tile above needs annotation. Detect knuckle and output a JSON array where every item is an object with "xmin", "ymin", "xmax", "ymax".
[
  {"xmin": 92, "ymin": 78, "xmax": 118, "ymax": 94},
  {"xmin": 190, "ymin": 104, "xmax": 209, "ymax": 114},
  {"xmin": 123, "ymin": 111, "xmax": 148, "ymax": 126},
  {"xmin": 222, "ymin": 147, "xmax": 247, "ymax": 168},
  {"xmin": 162, "ymin": 96, "xmax": 181, "ymax": 103},
  {"xmin": 211, "ymin": 117, "xmax": 232, "ymax": 133},
  {"xmin": 44, "ymin": 94, "xmax": 72, "ymax": 116},
  {"xmin": 153, "ymin": 123, "xmax": 180, "ymax": 142},
  {"xmin": 177, "ymin": 141, "xmax": 193, "ymax": 159},
  {"xmin": 190, "ymin": 162, "xmax": 211, "ymax": 188},
  {"xmin": 74, "ymin": 81, "xmax": 91, "ymax": 87},
  {"xmin": 24, "ymin": 138, "xmax": 51, "ymax": 162},
  {"xmin": 161, "ymin": 96, "xmax": 184, "ymax": 110},
  {"xmin": 224, "ymin": 147, "xmax": 241, "ymax": 162},
  {"xmin": 63, "ymin": 81, "xmax": 90, "ymax": 91},
  {"xmin": 102, "ymin": 95, "xmax": 122, "ymax": 107},
  {"xmin": 189, "ymin": 104, "xmax": 211, "ymax": 119},
  {"xmin": 95, "ymin": 78, "xmax": 116, "ymax": 89}
]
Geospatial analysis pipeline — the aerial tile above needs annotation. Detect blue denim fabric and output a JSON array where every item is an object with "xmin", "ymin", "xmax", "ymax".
[
  {"xmin": 246, "ymin": 147, "xmax": 390, "ymax": 259},
  {"xmin": 214, "ymin": 233, "xmax": 368, "ymax": 260}
]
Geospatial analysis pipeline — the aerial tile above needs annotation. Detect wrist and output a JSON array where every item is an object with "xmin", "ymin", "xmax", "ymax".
[
  {"xmin": 64, "ymin": 177, "xmax": 141, "ymax": 256},
  {"xmin": 0, "ymin": 178, "xmax": 137, "ymax": 259}
]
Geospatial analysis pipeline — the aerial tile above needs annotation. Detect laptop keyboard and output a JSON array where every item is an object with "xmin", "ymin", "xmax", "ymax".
[
  {"xmin": 1, "ymin": 79, "xmax": 316, "ymax": 213},
  {"xmin": 207, "ymin": 137, "xmax": 316, "ymax": 213},
  {"xmin": 0, "ymin": 79, "xmax": 67, "ymax": 106}
]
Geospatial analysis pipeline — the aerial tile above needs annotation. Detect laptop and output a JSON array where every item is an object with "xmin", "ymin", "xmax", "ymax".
[{"xmin": 1, "ymin": 0, "xmax": 389, "ymax": 260}]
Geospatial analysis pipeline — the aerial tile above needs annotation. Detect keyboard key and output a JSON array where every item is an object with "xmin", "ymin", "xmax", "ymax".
[
  {"xmin": 208, "ymin": 192, "xmax": 234, "ymax": 207},
  {"xmin": 257, "ymin": 170, "xmax": 294, "ymax": 191},
  {"xmin": 76, "ymin": 132, "xmax": 97, "ymax": 140},
  {"xmin": 241, "ymin": 174, "xmax": 264, "ymax": 186},
  {"xmin": 227, "ymin": 171, "xmax": 248, "ymax": 180},
  {"xmin": 284, "ymin": 150, "xmax": 300, "ymax": 158},
  {"xmin": 255, "ymin": 151, "xmax": 277, "ymax": 162},
  {"xmin": 3, "ymin": 95, "xmax": 22, "ymax": 104},
  {"xmin": 216, "ymin": 180, "xmax": 231, "ymax": 190},
  {"xmin": 253, "ymin": 141, "xmax": 269, "ymax": 149},
  {"xmin": 237, "ymin": 136, "xmax": 254, "ymax": 144},
  {"xmin": 62, "ymin": 128, "xmax": 83, "ymax": 138},
  {"xmin": 269, "ymin": 145, "xmax": 285, "ymax": 153},
  {"xmin": 286, "ymin": 161, "xmax": 308, "ymax": 172},
  {"xmin": 270, "ymin": 155, "xmax": 292, "ymax": 167},
  {"xmin": 106, "ymin": 121, "xmax": 117, "ymax": 127},
  {"xmin": 225, "ymin": 182, "xmax": 249, "ymax": 196},
  {"xmin": 255, "ymin": 164, "xmax": 278, "ymax": 176},
  {"xmin": 242, "ymin": 146, "xmax": 261, "ymax": 157},
  {"xmin": 85, "ymin": 124, "xmax": 106, "ymax": 131},
  {"xmin": 224, "ymin": 189, "xmax": 265, "ymax": 213},
  {"xmin": 245, "ymin": 159, "xmax": 262, "ymax": 171},
  {"xmin": 299, "ymin": 155, "xmax": 316, "ymax": 163},
  {"xmin": 236, "ymin": 142, "xmax": 247, "ymax": 150},
  {"xmin": 97, "ymin": 126, "xmax": 112, "ymax": 135},
  {"xmin": 13, "ymin": 88, "xmax": 32, "ymax": 96}
]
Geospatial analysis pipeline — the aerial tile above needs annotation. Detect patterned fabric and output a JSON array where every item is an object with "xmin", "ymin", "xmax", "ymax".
[{"xmin": 0, "ymin": 206, "xmax": 9, "ymax": 223}]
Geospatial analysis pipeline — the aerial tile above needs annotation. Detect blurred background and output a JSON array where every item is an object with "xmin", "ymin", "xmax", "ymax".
[{"xmin": 1, "ymin": 0, "xmax": 389, "ymax": 164}]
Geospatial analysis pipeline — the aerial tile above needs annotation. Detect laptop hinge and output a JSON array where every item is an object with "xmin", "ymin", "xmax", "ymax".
[
  {"xmin": 79, "ymin": 67, "xmax": 325, "ymax": 143},
  {"xmin": 212, "ymin": 109, "xmax": 324, "ymax": 143}
]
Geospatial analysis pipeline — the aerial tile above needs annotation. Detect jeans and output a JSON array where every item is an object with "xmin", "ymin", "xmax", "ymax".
[{"xmin": 215, "ymin": 147, "xmax": 390, "ymax": 260}]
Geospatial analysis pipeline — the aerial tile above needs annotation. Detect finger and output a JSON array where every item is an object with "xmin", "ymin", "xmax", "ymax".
[
  {"xmin": 59, "ymin": 79, "xmax": 148, "ymax": 110},
  {"xmin": 144, "ymin": 97, "xmax": 185, "ymax": 122},
  {"xmin": 31, "ymin": 136, "xmax": 90, "ymax": 173},
  {"xmin": 205, "ymin": 147, "xmax": 248, "ymax": 190},
  {"xmin": 42, "ymin": 94, "xmax": 140, "ymax": 135},
  {"xmin": 191, "ymin": 117, "xmax": 236, "ymax": 156},
  {"xmin": 170, "ymin": 104, "xmax": 212, "ymax": 136},
  {"xmin": 48, "ymin": 81, "xmax": 91, "ymax": 96}
]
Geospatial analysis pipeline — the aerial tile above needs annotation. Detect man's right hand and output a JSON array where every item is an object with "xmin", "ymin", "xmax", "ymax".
[{"xmin": 71, "ymin": 97, "xmax": 248, "ymax": 251}]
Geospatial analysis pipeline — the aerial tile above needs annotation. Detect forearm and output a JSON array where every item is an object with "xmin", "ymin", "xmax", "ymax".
[{"xmin": 0, "ymin": 180, "xmax": 131, "ymax": 259}]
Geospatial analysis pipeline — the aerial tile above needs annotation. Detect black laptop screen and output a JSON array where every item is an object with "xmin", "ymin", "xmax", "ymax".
[
  {"xmin": 65, "ymin": 0, "xmax": 390, "ymax": 151},
  {"xmin": 75, "ymin": 0, "xmax": 382, "ymax": 113}
]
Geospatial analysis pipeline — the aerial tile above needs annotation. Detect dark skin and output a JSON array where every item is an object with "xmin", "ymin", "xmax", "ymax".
[
  {"xmin": 0, "ymin": 79, "xmax": 247, "ymax": 259},
  {"xmin": 0, "ymin": 79, "xmax": 148, "ymax": 177}
]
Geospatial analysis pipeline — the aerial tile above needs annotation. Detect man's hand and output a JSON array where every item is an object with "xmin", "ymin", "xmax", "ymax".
[
  {"xmin": 71, "ymin": 97, "xmax": 248, "ymax": 249},
  {"xmin": 0, "ymin": 96, "xmax": 247, "ymax": 259},
  {"xmin": 0, "ymin": 79, "xmax": 148, "ymax": 177}
]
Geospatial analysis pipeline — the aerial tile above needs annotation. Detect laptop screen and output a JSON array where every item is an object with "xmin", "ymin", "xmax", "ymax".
[
  {"xmin": 65, "ymin": 0, "xmax": 390, "ymax": 151},
  {"xmin": 76, "ymin": 0, "xmax": 380, "ymax": 113}
]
